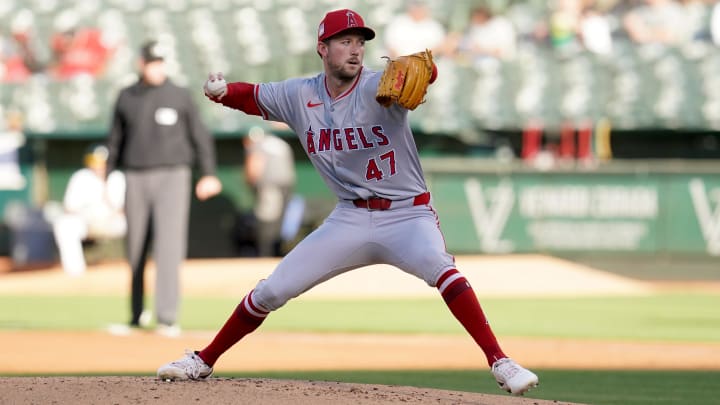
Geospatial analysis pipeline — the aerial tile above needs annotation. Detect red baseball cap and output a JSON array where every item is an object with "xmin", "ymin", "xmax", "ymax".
[{"xmin": 318, "ymin": 9, "xmax": 375, "ymax": 42}]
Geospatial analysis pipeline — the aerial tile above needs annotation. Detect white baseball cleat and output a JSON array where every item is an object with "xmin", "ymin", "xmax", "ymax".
[
  {"xmin": 157, "ymin": 350, "xmax": 213, "ymax": 381},
  {"xmin": 155, "ymin": 323, "xmax": 182, "ymax": 338},
  {"xmin": 491, "ymin": 357, "xmax": 539, "ymax": 396},
  {"xmin": 138, "ymin": 310, "xmax": 152, "ymax": 328}
]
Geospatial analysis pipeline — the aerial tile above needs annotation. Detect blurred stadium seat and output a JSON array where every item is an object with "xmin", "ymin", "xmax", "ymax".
[{"xmin": 1, "ymin": 0, "xmax": 719, "ymax": 141}]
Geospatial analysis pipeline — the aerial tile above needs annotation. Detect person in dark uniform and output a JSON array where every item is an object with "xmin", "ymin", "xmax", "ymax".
[
  {"xmin": 106, "ymin": 40, "xmax": 222, "ymax": 336},
  {"xmin": 243, "ymin": 126, "xmax": 296, "ymax": 257}
]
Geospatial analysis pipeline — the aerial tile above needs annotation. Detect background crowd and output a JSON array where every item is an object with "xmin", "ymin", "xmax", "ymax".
[{"xmin": 2, "ymin": 0, "xmax": 720, "ymax": 84}]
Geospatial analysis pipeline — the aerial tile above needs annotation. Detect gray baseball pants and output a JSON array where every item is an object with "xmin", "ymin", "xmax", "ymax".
[{"xmin": 124, "ymin": 166, "xmax": 190, "ymax": 326}]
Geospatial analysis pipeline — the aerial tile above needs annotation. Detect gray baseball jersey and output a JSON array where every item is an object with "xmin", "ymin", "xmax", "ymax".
[
  {"xmin": 256, "ymin": 67, "xmax": 427, "ymax": 201},
  {"xmin": 239, "ymin": 66, "xmax": 455, "ymax": 312}
]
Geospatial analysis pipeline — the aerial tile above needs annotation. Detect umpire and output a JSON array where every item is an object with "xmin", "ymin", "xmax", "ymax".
[{"xmin": 106, "ymin": 40, "xmax": 222, "ymax": 335}]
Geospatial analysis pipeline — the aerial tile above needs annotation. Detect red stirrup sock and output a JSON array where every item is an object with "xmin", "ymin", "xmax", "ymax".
[
  {"xmin": 437, "ymin": 269, "xmax": 506, "ymax": 367},
  {"xmin": 198, "ymin": 290, "xmax": 268, "ymax": 366}
]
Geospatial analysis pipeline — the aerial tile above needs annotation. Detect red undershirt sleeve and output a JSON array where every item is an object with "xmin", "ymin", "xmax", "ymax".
[{"xmin": 214, "ymin": 82, "xmax": 263, "ymax": 116}]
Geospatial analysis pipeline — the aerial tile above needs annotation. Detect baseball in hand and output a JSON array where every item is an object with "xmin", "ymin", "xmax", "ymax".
[{"xmin": 205, "ymin": 73, "xmax": 227, "ymax": 98}]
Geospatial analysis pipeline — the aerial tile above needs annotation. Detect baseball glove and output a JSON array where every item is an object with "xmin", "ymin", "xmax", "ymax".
[{"xmin": 376, "ymin": 49, "xmax": 434, "ymax": 111}]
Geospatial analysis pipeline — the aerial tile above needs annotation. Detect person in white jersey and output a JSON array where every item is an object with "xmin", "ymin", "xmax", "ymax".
[
  {"xmin": 52, "ymin": 144, "xmax": 126, "ymax": 276},
  {"xmin": 157, "ymin": 8, "xmax": 539, "ymax": 396}
]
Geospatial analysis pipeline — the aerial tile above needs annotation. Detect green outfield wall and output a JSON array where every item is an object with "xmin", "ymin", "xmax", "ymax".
[
  {"xmin": 422, "ymin": 159, "xmax": 720, "ymax": 256},
  {"xmin": 2, "ymin": 137, "xmax": 720, "ymax": 259}
]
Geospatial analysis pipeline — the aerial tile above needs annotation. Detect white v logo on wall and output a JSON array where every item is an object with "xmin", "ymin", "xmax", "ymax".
[
  {"xmin": 689, "ymin": 178, "xmax": 720, "ymax": 256},
  {"xmin": 464, "ymin": 178, "xmax": 514, "ymax": 253}
]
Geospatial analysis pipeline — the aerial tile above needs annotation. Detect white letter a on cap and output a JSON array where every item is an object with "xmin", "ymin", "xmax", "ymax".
[{"xmin": 346, "ymin": 10, "xmax": 357, "ymax": 27}]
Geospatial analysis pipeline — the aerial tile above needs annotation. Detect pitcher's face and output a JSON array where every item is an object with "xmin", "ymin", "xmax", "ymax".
[{"xmin": 320, "ymin": 32, "xmax": 365, "ymax": 81}]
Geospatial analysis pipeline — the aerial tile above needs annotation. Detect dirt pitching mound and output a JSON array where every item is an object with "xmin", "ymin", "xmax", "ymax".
[{"xmin": 0, "ymin": 376, "xmax": 575, "ymax": 405}]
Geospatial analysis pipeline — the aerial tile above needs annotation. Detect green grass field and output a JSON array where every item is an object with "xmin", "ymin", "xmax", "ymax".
[
  {"xmin": 1, "ymin": 293, "xmax": 718, "ymax": 342},
  {"xmin": 1, "ymin": 291, "xmax": 718, "ymax": 404}
]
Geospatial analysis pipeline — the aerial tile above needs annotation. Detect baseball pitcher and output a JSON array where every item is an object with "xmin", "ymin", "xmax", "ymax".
[{"xmin": 157, "ymin": 8, "xmax": 538, "ymax": 396}]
